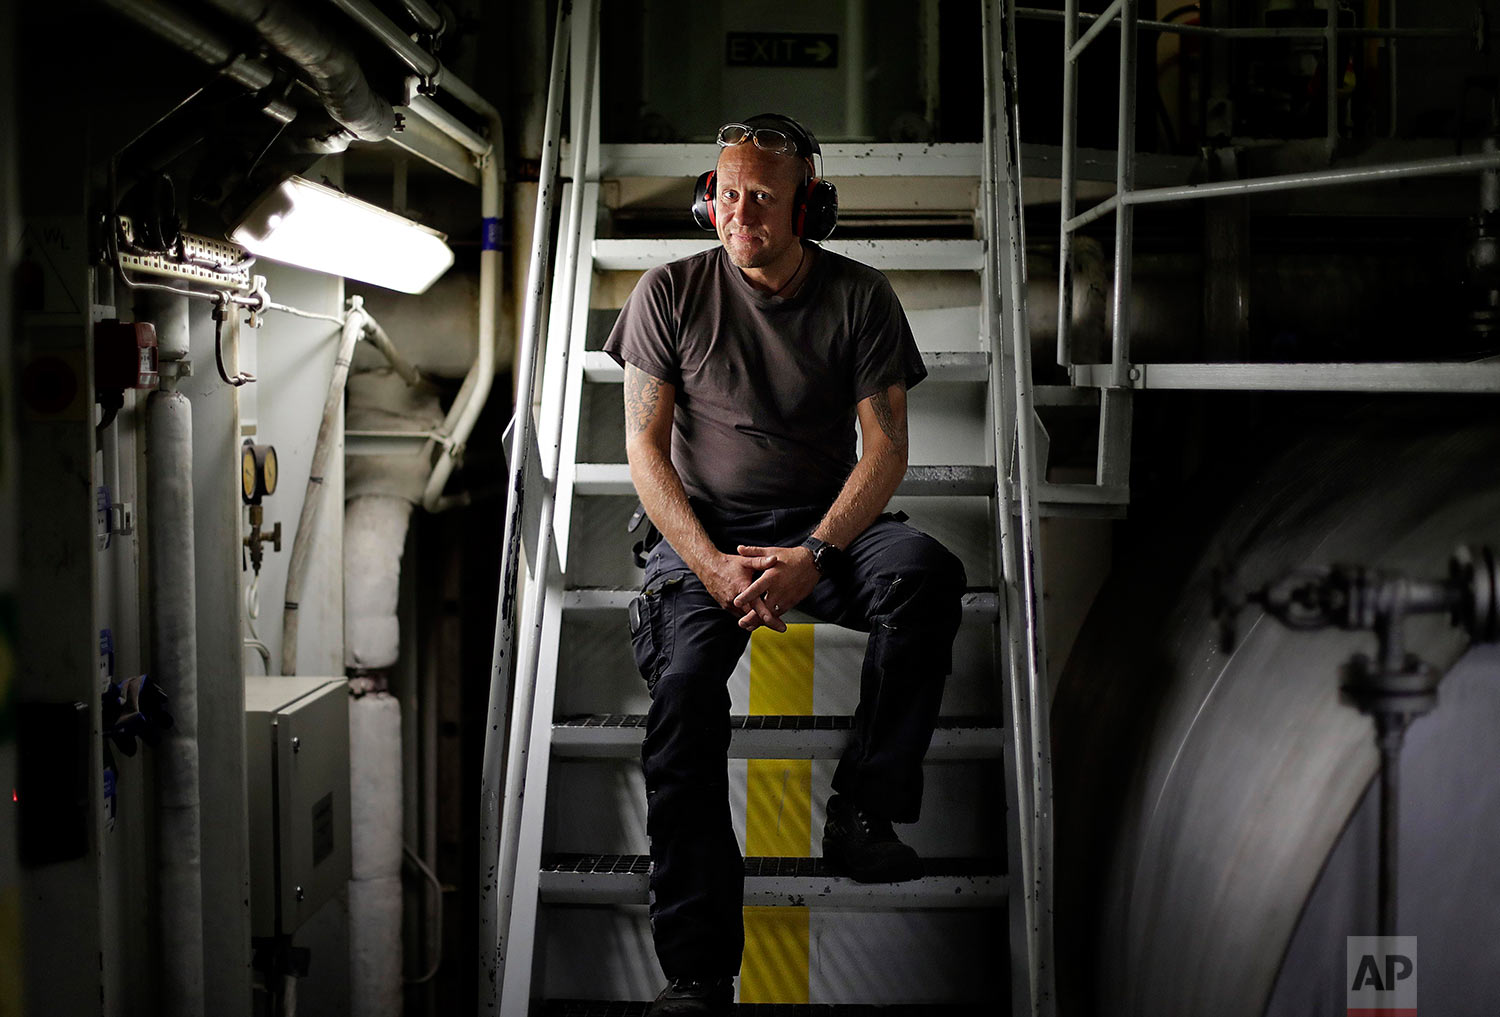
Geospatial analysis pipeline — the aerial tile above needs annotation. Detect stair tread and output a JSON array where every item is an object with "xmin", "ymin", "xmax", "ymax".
[
  {"xmin": 562, "ymin": 589, "xmax": 1002, "ymax": 626},
  {"xmin": 538, "ymin": 854, "xmax": 1007, "ymax": 907},
  {"xmin": 542, "ymin": 854, "xmax": 1004, "ymax": 877},
  {"xmin": 552, "ymin": 715, "xmax": 1005, "ymax": 760},
  {"xmin": 556, "ymin": 714, "xmax": 998, "ymax": 730}
]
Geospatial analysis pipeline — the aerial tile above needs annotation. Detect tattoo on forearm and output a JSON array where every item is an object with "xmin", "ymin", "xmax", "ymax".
[
  {"xmin": 624, "ymin": 365, "xmax": 662, "ymax": 436},
  {"xmin": 869, "ymin": 388, "xmax": 907, "ymax": 448}
]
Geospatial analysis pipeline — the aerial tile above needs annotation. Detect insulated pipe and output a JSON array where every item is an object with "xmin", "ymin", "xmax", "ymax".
[
  {"xmin": 349, "ymin": 692, "xmax": 404, "ymax": 1017},
  {"xmin": 421, "ymin": 127, "xmax": 502, "ymax": 513},
  {"xmin": 478, "ymin": 0, "xmax": 571, "ymax": 1004},
  {"xmin": 138, "ymin": 283, "xmax": 192, "ymax": 361},
  {"xmin": 98, "ymin": 0, "xmax": 296, "ymax": 123},
  {"xmin": 145, "ymin": 386, "xmax": 206, "ymax": 1017},
  {"xmin": 281, "ymin": 301, "xmax": 367, "ymax": 675},
  {"xmin": 205, "ymin": 0, "xmax": 395, "ymax": 141}
]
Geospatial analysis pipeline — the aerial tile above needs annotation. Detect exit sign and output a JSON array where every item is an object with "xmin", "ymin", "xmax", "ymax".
[{"xmin": 726, "ymin": 32, "xmax": 839, "ymax": 68}]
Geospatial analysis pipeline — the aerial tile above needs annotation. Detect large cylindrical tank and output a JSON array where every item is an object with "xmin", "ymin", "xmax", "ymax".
[{"xmin": 1053, "ymin": 407, "xmax": 1500, "ymax": 1016}]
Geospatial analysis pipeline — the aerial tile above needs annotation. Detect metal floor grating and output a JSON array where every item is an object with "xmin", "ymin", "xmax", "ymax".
[
  {"xmin": 554, "ymin": 715, "xmax": 1000, "ymax": 732},
  {"xmin": 542, "ymin": 855, "xmax": 1006, "ymax": 878}
]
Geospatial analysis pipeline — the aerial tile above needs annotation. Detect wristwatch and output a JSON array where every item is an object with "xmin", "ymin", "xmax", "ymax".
[{"xmin": 800, "ymin": 536, "xmax": 846, "ymax": 579}]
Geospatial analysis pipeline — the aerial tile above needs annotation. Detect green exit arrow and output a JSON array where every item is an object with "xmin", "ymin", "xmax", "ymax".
[{"xmin": 805, "ymin": 40, "xmax": 832, "ymax": 63}]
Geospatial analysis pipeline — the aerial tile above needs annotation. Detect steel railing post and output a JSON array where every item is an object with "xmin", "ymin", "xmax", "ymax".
[
  {"xmin": 477, "ymin": 0, "xmax": 570, "ymax": 1008},
  {"xmin": 1057, "ymin": 0, "xmax": 1079, "ymax": 368},
  {"xmin": 1110, "ymin": 0, "xmax": 1138, "ymax": 390}
]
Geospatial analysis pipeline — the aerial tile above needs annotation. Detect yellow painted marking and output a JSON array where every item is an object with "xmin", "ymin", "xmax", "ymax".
[
  {"xmin": 746, "ymin": 759, "xmax": 811, "ymax": 856},
  {"xmin": 741, "ymin": 906, "xmax": 810, "ymax": 1003},
  {"xmin": 742, "ymin": 625, "xmax": 814, "ymax": 1003},
  {"xmin": 748, "ymin": 624, "xmax": 814, "ymax": 715}
]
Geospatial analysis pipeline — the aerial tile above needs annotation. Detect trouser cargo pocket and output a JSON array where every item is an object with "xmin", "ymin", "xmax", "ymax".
[{"xmin": 629, "ymin": 567, "xmax": 691, "ymax": 691}]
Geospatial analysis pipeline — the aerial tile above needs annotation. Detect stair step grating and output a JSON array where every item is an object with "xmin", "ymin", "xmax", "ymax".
[
  {"xmin": 553, "ymin": 715, "xmax": 1005, "ymax": 760},
  {"xmin": 540, "ymin": 855, "xmax": 1007, "ymax": 908}
]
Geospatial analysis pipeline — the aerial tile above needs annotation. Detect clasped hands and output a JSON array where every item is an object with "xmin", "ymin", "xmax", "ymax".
[{"xmin": 703, "ymin": 544, "xmax": 821, "ymax": 632}]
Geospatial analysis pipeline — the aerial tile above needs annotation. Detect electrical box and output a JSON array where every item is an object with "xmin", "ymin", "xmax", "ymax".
[{"xmin": 245, "ymin": 676, "xmax": 351, "ymax": 937}]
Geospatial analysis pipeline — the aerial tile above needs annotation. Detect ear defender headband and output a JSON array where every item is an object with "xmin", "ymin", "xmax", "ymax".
[{"xmin": 691, "ymin": 113, "xmax": 839, "ymax": 242}]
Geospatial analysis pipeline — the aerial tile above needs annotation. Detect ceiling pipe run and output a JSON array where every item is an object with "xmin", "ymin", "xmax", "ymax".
[
  {"xmin": 204, "ymin": 0, "xmax": 396, "ymax": 142},
  {"xmin": 99, "ymin": 0, "xmax": 296, "ymax": 124}
]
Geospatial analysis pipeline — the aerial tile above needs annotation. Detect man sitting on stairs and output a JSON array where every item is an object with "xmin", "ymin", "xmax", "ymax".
[{"xmin": 604, "ymin": 112, "xmax": 967, "ymax": 1015}]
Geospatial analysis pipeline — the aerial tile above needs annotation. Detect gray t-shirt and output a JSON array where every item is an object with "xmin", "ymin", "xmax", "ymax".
[{"xmin": 603, "ymin": 243, "xmax": 926, "ymax": 512}]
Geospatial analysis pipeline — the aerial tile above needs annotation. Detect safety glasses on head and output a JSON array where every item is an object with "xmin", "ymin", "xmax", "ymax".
[{"xmin": 716, "ymin": 122, "xmax": 802, "ymax": 158}]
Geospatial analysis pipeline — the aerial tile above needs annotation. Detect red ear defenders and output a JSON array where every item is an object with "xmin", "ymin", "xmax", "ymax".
[{"xmin": 691, "ymin": 114, "xmax": 839, "ymax": 242}]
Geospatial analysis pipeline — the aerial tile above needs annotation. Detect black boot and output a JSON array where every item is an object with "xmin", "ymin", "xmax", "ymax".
[
  {"xmin": 822, "ymin": 794, "xmax": 922, "ymax": 883},
  {"xmin": 647, "ymin": 976, "xmax": 734, "ymax": 1016}
]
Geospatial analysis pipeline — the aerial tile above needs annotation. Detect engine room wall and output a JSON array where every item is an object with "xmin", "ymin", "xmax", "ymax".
[{"xmin": 241, "ymin": 262, "xmax": 347, "ymax": 677}]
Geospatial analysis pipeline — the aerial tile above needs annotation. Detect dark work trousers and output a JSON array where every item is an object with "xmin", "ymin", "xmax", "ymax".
[{"xmin": 628, "ymin": 502, "xmax": 967, "ymax": 980}]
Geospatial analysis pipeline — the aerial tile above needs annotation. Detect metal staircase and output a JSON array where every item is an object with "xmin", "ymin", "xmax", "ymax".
[{"xmin": 480, "ymin": 1, "xmax": 1054, "ymax": 1014}]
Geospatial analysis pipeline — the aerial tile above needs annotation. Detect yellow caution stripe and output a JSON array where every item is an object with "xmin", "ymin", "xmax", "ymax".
[{"xmin": 741, "ymin": 624, "xmax": 814, "ymax": 1003}]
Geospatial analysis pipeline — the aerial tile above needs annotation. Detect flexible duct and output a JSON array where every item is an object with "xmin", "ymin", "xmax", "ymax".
[
  {"xmin": 281, "ymin": 302, "xmax": 367, "ymax": 675},
  {"xmin": 145, "ymin": 385, "xmax": 205, "ymax": 1017},
  {"xmin": 204, "ymin": 0, "xmax": 395, "ymax": 141}
]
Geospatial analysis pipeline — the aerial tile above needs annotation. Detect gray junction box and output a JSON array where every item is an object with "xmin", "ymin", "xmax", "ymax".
[{"xmin": 244, "ymin": 676, "xmax": 352, "ymax": 938}]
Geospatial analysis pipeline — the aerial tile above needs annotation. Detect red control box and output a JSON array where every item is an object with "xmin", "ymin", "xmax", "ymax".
[{"xmin": 94, "ymin": 320, "xmax": 160, "ymax": 390}]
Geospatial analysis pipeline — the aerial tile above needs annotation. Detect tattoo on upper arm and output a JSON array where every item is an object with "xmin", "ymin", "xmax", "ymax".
[
  {"xmin": 624, "ymin": 364, "xmax": 664, "ymax": 436},
  {"xmin": 869, "ymin": 386, "xmax": 907, "ymax": 447}
]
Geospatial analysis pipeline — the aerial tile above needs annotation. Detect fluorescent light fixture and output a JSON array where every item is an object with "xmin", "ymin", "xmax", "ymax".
[{"xmin": 230, "ymin": 175, "xmax": 454, "ymax": 294}]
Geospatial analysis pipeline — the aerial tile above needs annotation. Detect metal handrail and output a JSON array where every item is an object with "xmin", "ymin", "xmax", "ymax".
[
  {"xmin": 491, "ymin": 1, "xmax": 603, "ymax": 1012},
  {"xmin": 1055, "ymin": 0, "xmax": 1500, "ymax": 372},
  {"xmin": 983, "ymin": 2, "xmax": 1054, "ymax": 1014},
  {"xmin": 1021, "ymin": 5, "xmax": 1484, "ymax": 41},
  {"xmin": 477, "ymin": 0, "xmax": 571, "ymax": 1007},
  {"xmin": 1066, "ymin": 151, "xmax": 1500, "ymax": 233}
]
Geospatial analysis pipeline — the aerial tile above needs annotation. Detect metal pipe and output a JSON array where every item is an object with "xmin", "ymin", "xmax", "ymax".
[
  {"xmin": 477, "ymin": 1, "xmax": 571, "ymax": 1005},
  {"xmin": 1377, "ymin": 720, "xmax": 1405, "ymax": 938},
  {"xmin": 281, "ymin": 302, "xmax": 368, "ymax": 675},
  {"xmin": 1067, "ymin": 0, "xmax": 1123, "ymax": 62},
  {"xmin": 1110, "ymin": 0, "xmax": 1139, "ymax": 388},
  {"xmin": 362, "ymin": 316, "xmax": 429, "ymax": 392},
  {"xmin": 205, "ymin": 0, "xmax": 395, "ymax": 140},
  {"xmin": 325, "ymin": 0, "xmax": 440, "ymax": 79},
  {"xmin": 1057, "ymin": 0, "xmax": 1079, "ymax": 367},
  {"xmin": 398, "ymin": 0, "xmax": 442, "ymax": 33},
  {"xmin": 1017, "ymin": 6, "xmax": 1475, "ymax": 40},
  {"xmin": 420, "ymin": 115, "xmax": 502, "ymax": 513},
  {"xmin": 406, "ymin": 93, "xmax": 490, "ymax": 156},
  {"xmin": 1065, "ymin": 193, "xmax": 1120, "ymax": 233},
  {"xmin": 1068, "ymin": 152, "xmax": 1500, "ymax": 234},
  {"xmin": 146, "ymin": 384, "xmax": 206, "ymax": 1017},
  {"xmin": 99, "ymin": 0, "xmax": 296, "ymax": 123},
  {"xmin": 1123, "ymin": 151, "xmax": 1500, "ymax": 206}
]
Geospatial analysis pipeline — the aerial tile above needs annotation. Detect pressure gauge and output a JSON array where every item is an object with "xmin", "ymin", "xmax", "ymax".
[{"xmin": 241, "ymin": 440, "xmax": 279, "ymax": 504}]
